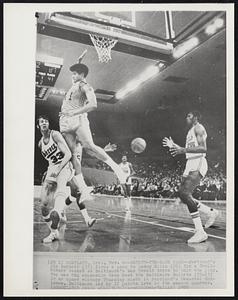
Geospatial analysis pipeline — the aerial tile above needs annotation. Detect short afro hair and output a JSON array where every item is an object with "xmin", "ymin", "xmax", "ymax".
[
  {"xmin": 190, "ymin": 110, "xmax": 202, "ymax": 121},
  {"xmin": 69, "ymin": 63, "xmax": 89, "ymax": 77}
]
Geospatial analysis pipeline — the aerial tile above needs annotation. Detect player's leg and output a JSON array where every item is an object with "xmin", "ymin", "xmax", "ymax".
[
  {"xmin": 193, "ymin": 159, "xmax": 219, "ymax": 228},
  {"xmin": 187, "ymin": 158, "xmax": 218, "ymax": 228},
  {"xmin": 40, "ymin": 180, "xmax": 61, "ymax": 243},
  {"xmin": 62, "ymin": 132, "xmax": 92, "ymax": 199},
  {"xmin": 178, "ymin": 171, "xmax": 207, "ymax": 243},
  {"xmin": 66, "ymin": 177, "xmax": 96, "ymax": 227},
  {"xmin": 42, "ymin": 166, "xmax": 71, "ymax": 243},
  {"xmin": 124, "ymin": 178, "xmax": 132, "ymax": 210},
  {"xmin": 76, "ymin": 121, "xmax": 128, "ymax": 187}
]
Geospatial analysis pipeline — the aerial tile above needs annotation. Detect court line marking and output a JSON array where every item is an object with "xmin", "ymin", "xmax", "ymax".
[
  {"xmin": 108, "ymin": 212, "xmax": 226, "ymax": 241},
  {"xmin": 34, "ymin": 218, "xmax": 104, "ymax": 225},
  {"xmin": 94, "ymin": 194, "xmax": 226, "ymax": 204}
]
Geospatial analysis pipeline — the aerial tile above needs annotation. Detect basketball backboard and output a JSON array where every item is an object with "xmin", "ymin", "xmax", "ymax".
[
  {"xmin": 45, "ymin": 11, "xmax": 175, "ymax": 57},
  {"xmin": 39, "ymin": 10, "xmax": 225, "ymax": 63}
]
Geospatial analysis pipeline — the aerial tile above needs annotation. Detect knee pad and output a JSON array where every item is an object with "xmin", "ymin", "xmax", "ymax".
[
  {"xmin": 50, "ymin": 210, "xmax": 60, "ymax": 230},
  {"xmin": 41, "ymin": 205, "xmax": 50, "ymax": 217},
  {"xmin": 178, "ymin": 189, "xmax": 190, "ymax": 203},
  {"xmin": 65, "ymin": 197, "xmax": 72, "ymax": 206}
]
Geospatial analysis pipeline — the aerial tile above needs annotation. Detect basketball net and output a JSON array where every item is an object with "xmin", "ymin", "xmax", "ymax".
[{"xmin": 89, "ymin": 34, "xmax": 118, "ymax": 63}]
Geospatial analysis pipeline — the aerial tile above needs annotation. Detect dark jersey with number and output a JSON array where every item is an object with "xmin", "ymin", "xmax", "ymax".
[{"xmin": 40, "ymin": 130, "xmax": 64, "ymax": 166}]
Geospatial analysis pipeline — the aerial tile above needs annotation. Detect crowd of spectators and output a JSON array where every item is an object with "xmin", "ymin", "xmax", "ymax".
[
  {"xmin": 92, "ymin": 159, "xmax": 226, "ymax": 201},
  {"xmin": 35, "ymin": 156, "xmax": 226, "ymax": 201}
]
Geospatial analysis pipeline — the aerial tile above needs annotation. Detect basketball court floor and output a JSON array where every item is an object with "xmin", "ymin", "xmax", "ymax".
[{"xmin": 34, "ymin": 193, "xmax": 226, "ymax": 253}]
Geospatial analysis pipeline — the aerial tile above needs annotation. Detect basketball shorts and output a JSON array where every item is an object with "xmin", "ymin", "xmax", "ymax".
[
  {"xmin": 126, "ymin": 176, "xmax": 132, "ymax": 185},
  {"xmin": 45, "ymin": 163, "xmax": 75, "ymax": 185},
  {"xmin": 60, "ymin": 115, "xmax": 94, "ymax": 146},
  {"xmin": 59, "ymin": 115, "xmax": 82, "ymax": 133},
  {"xmin": 183, "ymin": 156, "xmax": 208, "ymax": 178}
]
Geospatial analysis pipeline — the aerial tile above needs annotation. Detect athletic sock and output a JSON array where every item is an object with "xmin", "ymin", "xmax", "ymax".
[
  {"xmin": 104, "ymin": 157, "xmax": 126, "ymax": 183},
  {"xmin": 42, "ymin": 213, "xmax": 52, "ymax": 229},
  {"xmin": 75, "ymin": 174, "xmax": 88, "ymax": 192},
  {"xmin": 191, "ymin": 211, "xmax": 204, "ymax": 231},
  {"xmin": 80, "ymin": 208, "xmax": 90, "ymax": 223},
  {"xmin": 197, "ymin": 202, "xmax": 213, "ymax": 215}
]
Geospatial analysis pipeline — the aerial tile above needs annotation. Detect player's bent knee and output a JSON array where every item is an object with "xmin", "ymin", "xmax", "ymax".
[
  {"xmin": 54, "ymin": 190, "xmax": 68, "ymax": 214},
  {"xmin": 178, "ymin": 189, "xmax": 190, "ymax": 203},
  {"xmin": 41, "ymin": 205, "xmax": 50, "ymax": 217},
  {"xmin": 50, "ymin": 210, "xmax": 60, "ymax": 230}
]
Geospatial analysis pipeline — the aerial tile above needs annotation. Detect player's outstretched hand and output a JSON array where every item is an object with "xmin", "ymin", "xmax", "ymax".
[
  {"xmin": 169, "ymin": 144, "xmax": 185, "ymax": 157},
  {"xmin": 162, "ymin": 137, "xmax": 174, "ymax": 148},
  {"xmin": 104, "ymin": 142, "xmax": 117, "ymax": 152}
]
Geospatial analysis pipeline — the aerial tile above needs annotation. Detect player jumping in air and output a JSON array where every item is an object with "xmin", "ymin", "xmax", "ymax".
[
  {"xmin": 59, "ymin": 50, "xmax": 129, "ymax": 196},
  {"xmin": 37, "ymin": 116, "xmax": 95, "ymax": 243},
  {"xmin": 163, "ymin": 111, "xmax": 219, "ymax": 243}
]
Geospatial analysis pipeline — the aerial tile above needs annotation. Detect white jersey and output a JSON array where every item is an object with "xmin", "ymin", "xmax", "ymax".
[
  {"xmin": 120, "ymin": 162, "xmax": 131, "ymax": 176},
  {"xmin": 61, "ymin": 80, "xmax": 93, "ymax": 123},
  {"xmin": 185, "ymin": 123, "xmax": 207, "ymax": 159},
  {"xmin": 40, "ymin": 130, "xmax": 64, "ymax": 167}
]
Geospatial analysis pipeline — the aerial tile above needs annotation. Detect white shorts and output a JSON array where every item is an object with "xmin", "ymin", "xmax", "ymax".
[
  {"xmin": 126, "ymin": 176, "xmax": 132, "ymax": 185},
  {"xmin": 60, "ymin": 115, "xmax": 94, "ymax": 147},
  {"xmin": 45, "ymin": 163, "xmax": 75, "ymax": 185},
  {"xmin": 183, "ymin": 156, "xmax": 208, "ymax": 178},
  {"xmin": 59, "ymin": 115, "xmax": 82, "ymax": 133}
]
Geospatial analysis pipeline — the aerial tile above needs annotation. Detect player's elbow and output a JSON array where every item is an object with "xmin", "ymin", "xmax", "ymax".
[
  {"xmin": 91, "ymin": 103, "xmax": 97, "ymax": 110},
  {"xmin": 89, "ymin": 101, "xmax": 97, "ymax": 111}
]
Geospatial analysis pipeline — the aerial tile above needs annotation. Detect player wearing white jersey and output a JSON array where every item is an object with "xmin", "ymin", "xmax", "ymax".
[
  {"xmin": 119, "ymin": 156, "xmax": 135, "ymax": 210},
  {"xmin": 163, "ymin": 111, "xmax": 218, "ymax": 243},
  {"xmin": 38, "ymin": 115, "xmax": 73, "ymax": 243},
  {"xmin": 59, "ymin": 51, "xmax": 129, "ymax": 197},
  {"xmin": 38, "ymin": 116, "xmax": 96, "ymax": 243}
]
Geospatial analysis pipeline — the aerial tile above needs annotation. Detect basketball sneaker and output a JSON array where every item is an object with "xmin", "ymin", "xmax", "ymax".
[
  {"xmin": 42, "ymin": 230, "xmax": 59, "ymax": 243},
  {"xmin": 87, "ymin": 218, "xmax": 96, "ymax": 228},
  {"xmin": 187, "ymin": 230, "xmax": 208, "ymax": 243},
  {"xmin": 204, "ymin": 209, "xmax": 219, "ymax": 228}
]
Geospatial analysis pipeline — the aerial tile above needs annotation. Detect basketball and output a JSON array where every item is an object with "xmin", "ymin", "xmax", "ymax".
[{"xmin": 131, "ymin": 138, "xmax": 146, "ymax": 153}]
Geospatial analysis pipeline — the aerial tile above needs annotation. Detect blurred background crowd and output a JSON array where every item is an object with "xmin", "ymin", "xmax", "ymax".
[{"xmin": 91, "ymin": 157, "xmax": 226, "ymax": 200}]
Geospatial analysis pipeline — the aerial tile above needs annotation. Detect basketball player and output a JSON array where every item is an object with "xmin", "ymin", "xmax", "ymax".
[
  {"xmin": 38, "ymin": 116, "xmax": 95, "ymax": 243},
  {"xmin": 59, "ymin": 50, "xmax": 129, "ymax": 196},
  {"xmin": 41, "ymin": 167, "xmax": 96, "ymax": 230},
  {"xmin": 119, "ymin": 155, "xmax": 135, "ymax": 210},
  {"xmin": 163, "ymin": 111, "xmax": 219, "ymax": 243}
]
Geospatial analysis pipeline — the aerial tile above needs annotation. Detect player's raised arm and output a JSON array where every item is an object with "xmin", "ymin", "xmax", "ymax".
[{"xmin": 51, "ymin": 131, "xmax": 72, "ymax": 175}]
